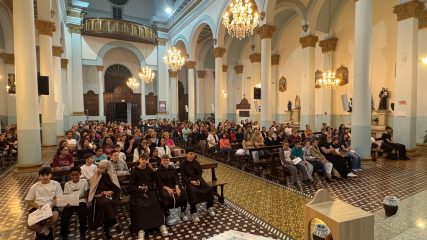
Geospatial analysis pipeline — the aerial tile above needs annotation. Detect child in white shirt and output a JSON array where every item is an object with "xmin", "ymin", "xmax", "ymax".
[{"xmin": 80, "ymin": 153, "xmax": 97, "ymax": 180}]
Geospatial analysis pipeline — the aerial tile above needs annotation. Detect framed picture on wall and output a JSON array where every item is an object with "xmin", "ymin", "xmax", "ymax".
[
  {"xmin": 158, "ymin": 101, "xmax": 167, "ymax": 113},
  {"xmin": 7, "ymin": 74, "xmax": 16, "ymax": 94}
]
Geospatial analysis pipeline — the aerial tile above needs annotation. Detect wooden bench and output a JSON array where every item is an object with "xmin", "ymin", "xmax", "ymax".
[
  {"xmin": 247, "ymin": 145, "xmax": 282, "ymax": 175},
  {"xmin": 201, "ymin": 163, "xmax": 226, "ymax": 204}
]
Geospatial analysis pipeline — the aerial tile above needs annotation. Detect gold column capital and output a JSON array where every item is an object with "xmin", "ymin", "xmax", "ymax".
[
  {"xmin": 0, "ymin": 53, "xmax": 14, "ymax": 64},
  {"xmin": 419, "ymin": 10, "xmax": 427, "ymax": 29},
  {"xmin": 61, "ymin": 59, "xmax": 68, "ymax": 68},
  {"xmin": 52, "ymin": 46, "xmax": 63, "ymax": 57},
  {"xmin": 186, "ymin": 61, "xmax": 197, "ymax": 69},
  {"xmin": 222, "ymin": 65, "xmax": 228, "ymax": 72},
  {"xmin": 35, "ymin": 20, "xmax": 56, "ymax": 36},
  {"xmin": 257, "ymin": 24, "xmax": 276, "ymax": 39},
  {"xmin": 271, "ymin": 54, "xmax": 280, "ymax": 65},
  {"xmin": 168, "ymin": 70, "xmax": 178, "ymax": 78},
  {"xmin": 197, "ymin": 70, "xmax": 207, "ymax": 78},
  {"xmin": 234, "ymin": 65, "xmax": 244, "ymax": 74},
  {"xmin": 96, "ymin": 65, "xmax": 104, "ymax": 71},
  {"xmin": 393, "ymin": 0, "xmax": 425, "ymax": 22},
  {"xmin": 213, "ymin": 47, "xmax": 226, "ymax": 58},
  {"xmin": 249, "ymin": 53, "xmax": 261, "ymax": 63},
  {"xmin": 319, "ymin": 38, "xmax": 338, "ymax": 53},
  {"xmin": 68, "ymin": 24, "xmax": 83, "ymax": 34},
  {"xmin": 299, "ymin": 35, "xmax": 318, "ymax": 48}
]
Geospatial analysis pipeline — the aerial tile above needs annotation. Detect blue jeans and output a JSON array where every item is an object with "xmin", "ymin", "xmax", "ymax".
[{"xmin": 344, "ymin": 152, "xmax": 361, "ymax": 170}]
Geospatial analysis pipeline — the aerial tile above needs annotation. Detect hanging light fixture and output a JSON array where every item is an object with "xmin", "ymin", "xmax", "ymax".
[
  {"xmin": 164, "ymin": 47, "xmax": 185, "ymax": 72},
  {"xmin": 222, "ymin": 0, "xmax": 260, "ymax": 40},
  {"xmin": 317, "ymin": 0, "xmax": 340, "ymax": 88},
  {"xmin": 126, "ymin": 63, "xmax": 140, "ymax": 91},
  {"xmin": 139, "ymin": 45, "xmax": 155, "ymax": 84}
]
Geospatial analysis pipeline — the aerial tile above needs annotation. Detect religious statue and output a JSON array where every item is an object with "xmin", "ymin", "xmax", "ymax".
[
  {"xmin": 295, "ymin": 95, "xmax": 301, "ymax": 109},
  {"xmin": 279, "ymin": 76, "xmax": 287, "ymax": 92},
  {"xmin": 336, "ymin": 65, "xmax": 349, "ymax": 86},
  {"xmin": 287, "ymin": 101, "xmax": 292, "ymax": 112},
  {"xmin": 378, "ymin": 88, "xmax": 389, "ymax": 111}
]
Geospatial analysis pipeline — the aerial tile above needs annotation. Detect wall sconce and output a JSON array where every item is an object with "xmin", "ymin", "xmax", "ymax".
[
  {"xmin": 255, "ymin": 83, "xmax": 261, "ymax": 88},
  {"xmin": 422, "ymin": 57, "xmax": 427, "ymax": 65},
  {"xmin": 222, "ymin": 89, "xmax": 227, "ymax": 98}
]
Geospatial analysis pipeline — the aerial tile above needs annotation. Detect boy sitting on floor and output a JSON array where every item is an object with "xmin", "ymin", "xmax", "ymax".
[
  {"xmin": 25, "ymin": 167, "xmax": 63, "ymax": 240},
  {"xmin": 60, "ymin": 166, "xmax": 89, "ymax": 240}
]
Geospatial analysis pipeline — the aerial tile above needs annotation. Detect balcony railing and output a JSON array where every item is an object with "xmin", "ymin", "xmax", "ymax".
[{"xmin": 82, "ymin": 18, "xmax": 157, "ymax": 44}]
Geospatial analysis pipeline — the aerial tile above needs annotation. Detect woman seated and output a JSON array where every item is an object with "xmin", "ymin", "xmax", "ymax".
[
  {"xmin": 103, "ymin": 137, "xmax": 115, "ymax": 157},
  {"xmin": 264, "ymin": 131, "xmax": 279, "ymax": 146},
  {"xmin": 156, "ymin": 154, "xmax": 189, "ymax": 225},
  {"xmin": 381, "ymin": 126, "xmax": 409, "ymax": 160},
  {"xmin": 77, "ymin": 138, "xmax": 95, "ymax": 160},
  {"xmin": 219, "ymin": 133, "xmax": 234, "ymax": 161},
  {"xmin": 157, "ymin": 138, "xmax": 172, "ymax": 158},
  {"xmin": 52, "ymin": 146, "xmax": 74, "ymax": 171},
  {"xmin": 148, "ymin": 147, "xmax": 161, "ymax": 169},
  {"xmin": 129, "ymin": 154, "xmax": 168, "ymax": 239},
  {"xmin": 88, "ymin": 160, "xmax": 122, "ymax": 240},
  {"xmin": 339, "ymin": 133, "xmax": 362, "ymax": 171},
  {"xmin": 163, "ymin": 132, "xmax": 181, "ymax": 156},
  {"xmin": 133, "ymin": 139, "xmax": 151, "ymax": 162}
]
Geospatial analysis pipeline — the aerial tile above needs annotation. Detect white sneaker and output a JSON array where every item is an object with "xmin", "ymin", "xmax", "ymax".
[
  {"xmin": 181, "ymin": 213, "xmax": 189, "ymax": 222},
  {"xmin": 137, "ymin": 230, "xmax": 145, "ymax": 240},
  {"xmin": 208, "ymin": 207, "xmax": 216, "ymax": 216},
  {"xmin": 347, "ymin": 172, "xmax": 358, "ymax": 177},
  {"xmin": 191, "ymin": 213, "xmax": 200, "ymax": 223},
  {"xmin": 159, "ymin": 225, "xmax": 169, "ymax": 236}
]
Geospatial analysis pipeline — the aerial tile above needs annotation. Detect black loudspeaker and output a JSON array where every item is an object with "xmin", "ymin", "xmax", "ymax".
[
  {"xmin": 254, "ymin": 87, "xmax": 261, "ymax": 99},
  {"xmin": 38, "ymin": 76, "xmax": 49, "ymax": 95}
]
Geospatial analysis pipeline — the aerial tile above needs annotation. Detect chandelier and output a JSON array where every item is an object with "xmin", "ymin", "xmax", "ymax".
[
  {"xmin": 138, "ymin": 66, "xmax": 155, "ymax": 84},
  {"xmin": 317, "ymin": 70, "xmax": 340, "ymax": 88},
  {"xmin": 126, "ymin": 76, "xmax": 139, "ymax": 91},
  {"xmin": 222, "ymin": 0, "xmax": 260, "ymax": 40},
  {"xmin": 164, "ymin": 47, "xmax": 185, "ymax": 72}
]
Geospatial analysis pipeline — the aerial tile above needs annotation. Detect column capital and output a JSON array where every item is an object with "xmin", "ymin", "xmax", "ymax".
[
  {"xmin": 234, "ymin": 65, "xmax": 243, "ymax": 74},
  {"xmin": 256, "ymin": 24, "xmax": 276, "ymax": 39},
  {"xmin": 393, "ymin": 0, "xmax": 425, "ymax": 22},
  {"xmin": 168, "ymin": 70, "xmax": 178, "ymax": 78},
  {"xmin": 299, "ymin": 35, "xmax": 318, "ymax": 48},
  {"xmin": 52, "ymin": 46, "xmax": 63, "ymax": 57},
  {"xmin": 197, "ymin": 70, "xmax": 207, "ymax": 78},
  {"xmin": 35, "ymin": 20, "xmax": 56, "ymax": 37},
  {"xmin": 96, "ymin": 65, "xmax": 104, "ymax": 71},
  {"xmin": 222, "ymin": 65, "xmax": 228, "ymax": 72},
  {"xmin": 0, "ymin": 53, "xmax": 14, "ymax": 64},
  {"xmin": 249, "ymin": 53, "xmax": 261, "ymax": 63},
  {"xmin": 213, "ymin": 47, "xmax": 226, "ymax": 58},
  {"xmin": 61, "ymin": 59, "xmax": 68, "ymax": 68},
  {"xmin": 419, "ymin": 10, "xmax": 427, "ymax": 29},
  {"xmin": 157, "ymin": 38, "xmax": 167, "ymax": 46},
  {"xmin": 319, "ymin": 38, "xmax": 338, "ymax": 53},
  {"xmin": 68, "ymin": 24, "xmax": 83, "ymax": 34},
  {"xmin": 186, "ymin": 61, "xmax": 197, "ymax": 69},
  {"xmin": 271, "ymin": 54, "xmax": 280, "ymax": 65}
]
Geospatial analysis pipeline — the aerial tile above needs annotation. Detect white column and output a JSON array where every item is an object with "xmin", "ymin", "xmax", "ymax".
[
  {"xmin": 141, "ymin": 81, "xmax": 146, "ymax": 118},
  {"xmin": 69, "ymin": 25, "xmax": 85, "ymax": 115},
  {"xmin": 249, "ymin": 53, "xmax": 261, "ymax": 116},
  {"xmin": 351, "ymin": 0, "xmax": 372, "ymax": 158},
  {"xmin": 197, "ymin": 70, "xmax": 207, "ymax": 119},
  {"xmin": 52, "ymin": 47, "xmax": 63, "ymax": 136},
  {"xmin": 169, "ymin": 70, "xmax": 178, "ymax": 120},
  {"xmin": 157, "ymin": 39, "xmax": 169, "ymax": 115},
  {"xmin": 0, "ymin": 53, "xmax": 9, "ymax": 126},
  {"xmin": 259, "ymin": 24, "xmax": 275, "ymax": 128},
  {"xmin": 393, "ymin": 0, "xmax": 424, "ymax": 149},
  {"xmin": 417, "ymin": 15, "xmax": 427, "ymax": 143},
  {"xmin": 187, "ymin": 61, "xmax": 196, "ymax": 122},
  {"xmin": 234, "ymin": 64, "xmax": 244, "ymax": 106},
  {"xmin": 36, "ymin": 12, "xmax": 57, "ymax": 146},
  {"xmin": 96, "ymin": 65, "xmax": 105, "ymax": 117},
  {"xmin": 214, "ymin": 47, "xmax": 226, "ymax": 123},
  {"xmin": 299, "ymin": 35, "xmax": 318, "ymax": 129},
  {"xmin": 271, "ymin": 55, "xmax": 280, "ymax": 121},
  {"xmin": 223, "ymin": 65, "xmax": 230, "ymax": 120},
  {"xmin": 61, "ymin": 59, "xmax": 70, "ymax": 116},
  {"xmin": 13, "ymin": 0, "xmax": 42, "ymax": 174}
]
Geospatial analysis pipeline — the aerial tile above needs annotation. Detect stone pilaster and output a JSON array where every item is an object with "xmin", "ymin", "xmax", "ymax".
[
  {"xmin": 234, "ymin": 65, "xmax": 243, "ymax": 74},
  {"xmin": 271, "ymin": 54, "xmax": 280, "ymax": 65},
  {"xmin": 257, "ymin": 24, "xmax": 276, "ymax": 39},
  {"xmin": 319, "ymin": 38, "xmax": 338, "ymax": 53},
  {"xmin": 61, "ymin": 59, "xmax": 68, "ymax": 68},
  {"xmin": 35, "ymin": 19, "xmax": 56, "ymax": 36},
  {"xmin": 393, "ymin": 0, "xmax": 425, "ymax": 22},
  {"xmin": 249, "ymin": 53, "xmax": 261, "ymax": 63},
  {"xmin": 299, "ymin": 35, "xmax": 318, "ymax": 48},
  {"xmin": 213, "ymin": 47, "xmax": 226, "ymax": 58}
]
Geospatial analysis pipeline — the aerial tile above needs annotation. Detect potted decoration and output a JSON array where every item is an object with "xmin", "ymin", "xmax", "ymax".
[
  {"xmin": 313, "ymin": 223, "xmax": 330, "ymax": 240},
  {"xmin": 383, "ymin": 196, "xmax": 400, "ymax": 217}
]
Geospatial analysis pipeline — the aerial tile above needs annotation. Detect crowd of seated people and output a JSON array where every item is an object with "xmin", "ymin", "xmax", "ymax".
[{"xmin": 0, "ymin": 124, "xmax": 18, "ymax": 167}]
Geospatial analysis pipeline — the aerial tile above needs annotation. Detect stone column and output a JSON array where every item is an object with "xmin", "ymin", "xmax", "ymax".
[
  {"xmin": 36, "ymin": 19, "xmax": 57, "ymax": 146},
  {"xmin": 234, "ymin": 64, "xmax": 244, "ymax": 102},
  {"xmin": 393, "ymin": 0, "xmax": 424, "ymax": 149},
  {"xmin": 197, "ymin": 70, "xmax": 207, "ymax": 119},
  {"xmin": 299, "ymin": 35, "xmax": 318, "ymax": 129},
  {"xmin": 13, "ymin": 0, "xmax": 42, "ymax": 174},
  {"xmin": 52, "ymin": 46, "xmax": 64, "ymax": 137},
  {"xmin": 351, "ymin": 0, "xmax": 373, "ymax": 158},
  {"xmin": 214, "ymin": 47, "xmax": 226, "ymax": 123},
  {"xmin": 140, "ymin": 81, "xmax": 146, "ymax": 118},
  {"xmin": 157, "ymin": 38, "xmax": 169, "ymax": 116},
  {"xmin": 271, "ymin": 55, "xmax": 280, "ymax": 121},
  {"xmin": 318, "ymin": 37, "xmax": 338, "ymax": 128},
  {"xmin": 96, "ymin": 65, "xmax": 105, "ymax": 117},
  {"xmin": 186, "ymin": 61, "xmax": 197, "ymax": 122},
  {"xmin": 417, "ymin": 10, "xmax": 427, "ymax": 143},
  {"xmin": 249, "ymin": 53, "xmax": 261, "ymax": 115},
  {"xmin": 169, "ymin": 70, "xmax": 178, "ymax": 120},
  {"xmin": 0, "ymin": 54, "xmax": 16, "ymax": 124},
  {"xmin": 0, "ymin": 53, "xmax": 11, "ymax": 126},
  {"xmin": 69, "ymin": 25, "xmax": 85, "ymax": 115},
  {"xmin": 61, "ymin": 59, "xmax": 71, "ymax": 116},
  {"xmin": 259, "ymin": 24, "xmax": 276, "ymax": 128},
  {"xmin": 223, "ymin": 64, "xmax": 231, "ymax": 120}
]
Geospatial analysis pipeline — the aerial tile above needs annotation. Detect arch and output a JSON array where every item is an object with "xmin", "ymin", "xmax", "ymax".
[
  {"xmin": 265, "ymin": 0, "xmax": 306, "ymax": 24},
  {"xmin": 0, "ymin": 1, "xmax": 14, "ymax": 52},
  {"xmin": 306, "ymin": 0, "xmax": 326, "ymax": 33},
  {"xmin": 189, "ymin": 15, "xmax": 216, "ymax": 60},
  {"xmin": 104, "ymin": 64, "xmax": 132, "ymax": 93},
  {"xmin": 171, "ymin": 34, "xmax": 190, "ymax": 54},
  {"xmin": 96, "ymin": 40, "xmax": 146, "ymax": 66}
]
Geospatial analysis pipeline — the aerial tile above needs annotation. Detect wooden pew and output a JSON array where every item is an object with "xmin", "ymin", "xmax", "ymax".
[
  {"xmin": 201, "ymin": 163, "xmax": 226, "ymax": 204},
  {"xmin": 246, "ymin": 145, "xmax": 282, "ymax": 175}
]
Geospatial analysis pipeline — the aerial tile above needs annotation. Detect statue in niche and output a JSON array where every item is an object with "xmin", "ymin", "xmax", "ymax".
[
  {"xmin": 279, "ymin": 76, "xmax": 287, "ymax": 92},
  {"xmin": 287, "ymin": 101, "xmax": 292, "ymax": 112},
  {"xmin": 295, "ymin": 95, "xmax": 301, "ymax": 109},
  {"xmin": 378, "ymin": 88, "xmax": 390, "ymax": 111}
]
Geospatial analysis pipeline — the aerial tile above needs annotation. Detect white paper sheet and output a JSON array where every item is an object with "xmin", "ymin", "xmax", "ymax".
[
  {"xmin": 56, "ymin": 192, "xmax": 80, "ymax": 207},
  {"xmin": 291, "ymin": 157, "xmax": 302, "ymax": 165},
  {"xmin": 27, "ymin": 204, "xmax": 53, "ymax": 226}
]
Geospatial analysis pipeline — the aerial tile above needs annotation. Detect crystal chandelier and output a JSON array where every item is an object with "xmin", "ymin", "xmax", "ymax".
[
  {"xmin": 138, "ymin": 66, "xmax": 155, "ymax": 84},
  {"xmin": 317, "ymin": 70, "xmax": 340, "ymax": 88},
  {"xmin": 222, "ymin": 0, "xmax": 260, "ymax": 40},
  {"xmin": 126, "ymin": 76, "xmax": 139, "ymax": 91},
  {"xmin": 164, "ymin": 47, "xmax": 185, "ymax": 72}
]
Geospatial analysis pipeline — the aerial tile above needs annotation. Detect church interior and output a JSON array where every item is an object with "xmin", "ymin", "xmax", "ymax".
[{"xmin": 1, "ymin": 0, "xmax": 427, "ymax": 239}]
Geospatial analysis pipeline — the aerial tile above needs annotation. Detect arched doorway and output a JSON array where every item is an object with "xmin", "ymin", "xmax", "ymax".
[{"xmin": 104, "ymin": 64, "xmax": 141, "ymax": 125}]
